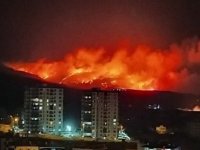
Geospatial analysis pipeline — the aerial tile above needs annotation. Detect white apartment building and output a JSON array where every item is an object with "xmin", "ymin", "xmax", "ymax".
[
  {"xmin": 81, "ymin": 89, "xmax": 118, "ymax": 141},
  {"xmin": 24, "ymin": 86, "xmax": 63, "ymax": 134}
]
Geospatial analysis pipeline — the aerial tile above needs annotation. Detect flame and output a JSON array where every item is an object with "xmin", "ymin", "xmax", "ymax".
[
  {"xmin": 193, "ymin": 105, "xmax": 200, "ymax": 112},
  {"xmin": 178, "ymin": 105, "xmax": 200, "ymax": 112},
  {"xmin": 5, "ymin": 45, "xmax": 185, "ymax": 91}
]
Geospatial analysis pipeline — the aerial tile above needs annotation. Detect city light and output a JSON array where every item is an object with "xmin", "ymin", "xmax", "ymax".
[
  {"xmin": 0, "ymin": 1, "xmax": 199, "ymax": 149},
  {"xmin": 66, "ymin": 125, "xmax": 72, "ymax": 132}
]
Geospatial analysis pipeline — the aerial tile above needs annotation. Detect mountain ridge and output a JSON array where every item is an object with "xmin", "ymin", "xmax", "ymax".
[{"xmin": 0, "ymin": 64, "xmax": 199, "ymax": 126}]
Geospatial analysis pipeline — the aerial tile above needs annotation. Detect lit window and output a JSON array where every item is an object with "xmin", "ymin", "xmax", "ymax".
[
  {"xmin": 32, "ymin": 98, "xmax": 39, "ymax": 102},
  {"xmin": 31, "ymin": 117, "xmax": 38, "ymax": 120}
]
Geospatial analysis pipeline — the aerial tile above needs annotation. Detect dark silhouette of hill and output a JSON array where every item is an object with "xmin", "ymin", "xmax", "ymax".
[
  {"xmin": 0, "ymin": 64, "xmax": 44, "ymax": 113},
  {"xmin": 0, "ymin": 64, "xmax": 82, "ymax": 118},
  {"xmin": 0, "ymin": 64, "xmax": 199, "ymax": 127}
]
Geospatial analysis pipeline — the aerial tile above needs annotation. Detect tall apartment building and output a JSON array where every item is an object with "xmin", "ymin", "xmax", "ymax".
[
  {"xmin": 81, "ymin": 89, "xmax": 118, "ymax": 141},
  {"xmin": 24, "ymin": 86, "xmax": 63, "ymax": 135}
]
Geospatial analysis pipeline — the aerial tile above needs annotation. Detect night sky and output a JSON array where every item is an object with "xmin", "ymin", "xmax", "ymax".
[
  {"xmin": 0, "ymin": 0, "xmax": 200, "ymax": 62},
  {"xmin": 1, "ymin": 0, "xmax": 200, "ymax": 94}
]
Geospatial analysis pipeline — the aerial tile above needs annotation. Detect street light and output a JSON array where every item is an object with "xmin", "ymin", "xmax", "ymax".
[
  {"xmin": 66, "ymin": 125, "xmax": 72, "ymax": 132},
  {"xmin": 14, "ymin": 117, "xmax": 19, "ymax": 123}
]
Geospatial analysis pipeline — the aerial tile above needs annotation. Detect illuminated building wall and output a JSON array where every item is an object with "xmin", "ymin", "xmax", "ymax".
[
  {"xmin": 0, "ymin": 124, "xmax": 12, "ymax": 133},
  {"xmin": 81, "ymin": 89, "xmax": 118, "ymax": 140},
  {"xmin": 24, "ymin": 87, "xmax": 63, "ymax": 134}
]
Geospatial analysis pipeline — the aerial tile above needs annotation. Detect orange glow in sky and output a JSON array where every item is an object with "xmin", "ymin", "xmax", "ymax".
[{"xmin": 5, "ymin": 45, "xmax": 186, "ymax": 91}]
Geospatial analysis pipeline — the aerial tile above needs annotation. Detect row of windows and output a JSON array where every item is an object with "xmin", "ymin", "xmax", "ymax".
[
  {"xmin": 91, "ymin": 113, "xmax": 117, "ymax": 117},
  {"xmin": 39, "ymin": 91, "xmax": 63, "ymax": 94},
  {"xmin": 46, "ymin": 126, "xmax": 62, "ymax": 129},
  {"xmin": 38, "ymin": 88, "xmax": 63, "ymax": 92},
  {"xmin": 46, "ymin": 110, "xmax": 62, "ymax": 113},
  {"xmin": 46, "ymin": 99, "xmax": 63, "ymax": 102},
  {"xmin": 46, "ymin": 118, "xmax": 62, "ymax": 121}
]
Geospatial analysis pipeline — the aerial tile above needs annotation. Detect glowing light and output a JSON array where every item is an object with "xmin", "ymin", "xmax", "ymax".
[
  {"xmin": 66, "ymin": 125, "xmax": 72, "ymax": 132},
  {"xmin": 156, "ymin": 125, "xmax": 167, "ymax": 135},
  {"xmin": 5, "ymin": 44, "xmax": 190, "ymax": 91},
  {"xmin": 14, "ymin": 117, "xmax": 19, "ymax": 122},
  {"xmin": 193, "ymin": 105, "xmax": 200, "ymax": 111}
]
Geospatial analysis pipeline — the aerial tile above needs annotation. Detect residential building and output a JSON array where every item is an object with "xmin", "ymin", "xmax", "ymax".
[
  {"xmin": 81, "ymin": 89, "xmax": 118, "ymax": 141},
  {"xmin": 24, "ymin": 86, "xmax": 63, "ymax": 134}
]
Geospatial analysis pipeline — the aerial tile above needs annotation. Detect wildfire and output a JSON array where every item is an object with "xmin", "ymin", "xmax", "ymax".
[
  {"xmin": 5, "ymin": 40, "xmax": 200, "ymax": 92},
  {"xmin": 193, "ymin": 105, "xmax": 200, "ymax": 112},
  {"xmin": 178, "ymin": 105, "xmax": 200, "ymax": 112}
]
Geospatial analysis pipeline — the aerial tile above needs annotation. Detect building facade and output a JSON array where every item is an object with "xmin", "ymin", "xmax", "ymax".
[
  {"xmin": 24, "ymin": 86, "xmax": 63, "ymax": 134},
  {"xmin": 81, "ymin": 89, "xmax": 118, "ymax": 140}
]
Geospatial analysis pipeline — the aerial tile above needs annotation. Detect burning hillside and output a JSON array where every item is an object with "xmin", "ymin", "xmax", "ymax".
[{"xmin": 5, "ymin": 38, "xmax": 200, "ymax": 93}]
